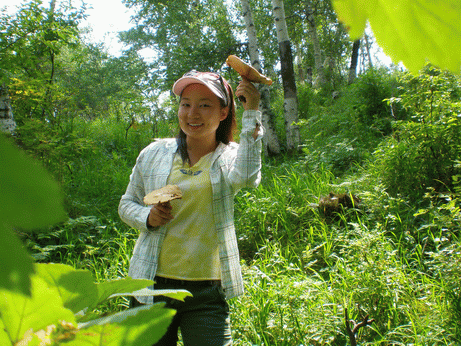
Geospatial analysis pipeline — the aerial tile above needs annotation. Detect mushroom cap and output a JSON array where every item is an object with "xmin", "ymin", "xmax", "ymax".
[
  {"xmin": 143, "ymin": 185, "xmax": 182, "ymax": 205},
  {"xmin": 226, "ymin": 55, "xmax": 273, "ymax": 85}
]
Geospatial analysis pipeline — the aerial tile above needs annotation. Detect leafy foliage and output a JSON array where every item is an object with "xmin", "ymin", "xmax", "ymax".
[
  {"xmin": 1, "ymin": 0, "xmax": 152, "ymax": 138},
  {"xmin": 348, "ymin": 67, "xmax": 407, "ymax": 130},
  {"xmin": 371, "ymin": 65, "xmax": 461, "ymax": 201},
  {"xmin": 428, "ymin": 240, "xmax": 461, "ymax": 338},
  {"xmin": 56, "ymin": 46, "xmax": 152, "ymax": 121},
  {"xmin": 121, "ymin": 0, "xmax": 240, "ymax": 90},
  {"xmin": 296, "ymin": 68, "xmax": 406, "ymax": 175},
  {"xmin": 0, "ymin": 0, "xmax": 84, "ymax": 123}
]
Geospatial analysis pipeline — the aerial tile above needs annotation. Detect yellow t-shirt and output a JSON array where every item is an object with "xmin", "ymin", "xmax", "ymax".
[{"xmin": 156, "ymin": 152, "xmax": 221, "ymax": 280}]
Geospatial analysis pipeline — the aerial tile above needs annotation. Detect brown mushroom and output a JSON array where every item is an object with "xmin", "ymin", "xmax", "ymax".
[
  {"xmin": 143, "ymin": 185, "xmax": 182, "ymax": 205},
  {"xmin": 226, "ymin": 55, "xmax": 273, "ymax": 85}
]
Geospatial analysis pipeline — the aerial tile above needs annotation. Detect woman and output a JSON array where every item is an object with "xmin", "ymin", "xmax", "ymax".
[{"xmin": 118, "ymin": 70, "xmax": 263, "ymax": 345}]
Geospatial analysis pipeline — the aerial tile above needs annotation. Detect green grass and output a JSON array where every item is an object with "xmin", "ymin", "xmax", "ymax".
[{"xmin": 229, "ymin": 153, "xmax": 460, "ymax": 345}]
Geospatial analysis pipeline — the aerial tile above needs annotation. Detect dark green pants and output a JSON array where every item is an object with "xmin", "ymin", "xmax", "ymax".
[{"xmin": 131, "ymin": 277, "xmax": 232, "ymax": 346}]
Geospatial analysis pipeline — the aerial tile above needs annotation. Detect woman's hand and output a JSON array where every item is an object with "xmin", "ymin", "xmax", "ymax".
[
  {"xmin": 147, "ymin": 202, "xmax": 174, "ymax": 228},
  {"xmin": 236, "ymin": 80, "xmax": 260, "ymax": 111}
]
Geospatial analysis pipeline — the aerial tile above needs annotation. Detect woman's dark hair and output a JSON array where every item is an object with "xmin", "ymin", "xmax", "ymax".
[{"xmin": 177, "ymin": 82, "xmax": 237, "ymax": 164}]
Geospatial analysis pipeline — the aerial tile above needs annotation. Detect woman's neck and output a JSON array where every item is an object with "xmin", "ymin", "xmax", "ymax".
[{"xmin": 186, "ymin": 137, "xmax": 218, "ymax": 166}]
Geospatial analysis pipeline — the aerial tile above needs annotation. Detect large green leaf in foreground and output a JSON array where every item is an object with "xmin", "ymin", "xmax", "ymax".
[
  {"xmin": 35, "ymin": 263, "xmax": 99, "ymax": 313},
  {"xmin": 0, "ymin": 135, "xmax": 66, "ymax": 230},
  {"xmin": 0, "ymin": 135, "xmax": 67, "ymax": 295},
  {"xmin": 71, "ymin": 304, "xmax": 176, "ymax": 346},
  {"xmin": 333, "ymin": 0, "xmax": 461, "ymax": 72},
  {"xmin": 0, "ymin": 262, "xmax": 184, "ymax": 345},
  {"xmin": 0, "ymin": 320, "xmax": 12, "ymax": 346},
  {"xmin": 0, "ymin": 274, "xmax": 75, "ymax": 344},
  {"xmin": 0, "ymin": 226, "xmax": 34, "ymax": 297}
]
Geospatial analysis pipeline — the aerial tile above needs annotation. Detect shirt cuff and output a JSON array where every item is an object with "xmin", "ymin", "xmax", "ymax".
[
  {"xmin": 242, "ymin": 110, "xmax": 262, "ymax": 129},
  {"xmin": 140, "ymin": 207, "xmax": 153, "ymax": 231}
]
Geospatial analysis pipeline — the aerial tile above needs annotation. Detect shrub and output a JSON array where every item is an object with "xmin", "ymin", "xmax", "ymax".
[
  {"xmin": 369, "ymin": 65, "xmax": 461, "ymax": 202},
  {"xmin": 350, "ymin": 67, "xmax": 407, "ymax": 133},
  {"xmin": 298, "ymin": 67, "xmax": 406, "ymax": 175}
]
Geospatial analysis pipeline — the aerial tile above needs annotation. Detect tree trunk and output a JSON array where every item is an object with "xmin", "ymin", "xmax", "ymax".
[
  {"xmin": 348, "ymin": 39, "xmax": 361, "ymax": 84},
  {"xmin": 364, "ymin": 32, "xmax": 373, "ymax": 69},
  {"xmin": 241, "ymin": 0, "xmax": 281, "ymax": 155},
  {"xmin": 306, "ymin": 66, "xmax": 313, "ymax": 86},
  {"xmin": 41, "ymin": 0, "xmax": 58, "ymax": 122},
  {"xmin": 295, "ymin": 42, "xmax": 305, "ymax": 82},
  {"xmin": 305, "ymin": 2, "xmax": 325, "ymax": 88},
  {"xmin": 0, "ymin": 85, "xmax": 17, "ymax": 134},
  {"xmin": 272, "ymin": 0, "xmax": 299, "ymax": 152}
]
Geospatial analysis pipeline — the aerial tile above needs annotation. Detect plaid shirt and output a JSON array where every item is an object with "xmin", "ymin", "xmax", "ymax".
[{"xmin": 118, "ymin": 110, "xmax": 263, "ymax": 303}]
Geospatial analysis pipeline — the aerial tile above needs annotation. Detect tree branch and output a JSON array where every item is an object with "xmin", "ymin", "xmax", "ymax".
[{"xmin": 345, "ymin": 308, "xmax": 375, "ymax": 346}]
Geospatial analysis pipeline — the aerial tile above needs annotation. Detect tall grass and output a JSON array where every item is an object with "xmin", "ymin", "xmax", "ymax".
[
  {"xmin": 235, "ymin": 158, "xmax": 338, "ymax": 260},
  {"xmin": 232, "ymin": 177, "xmax": 460, "ymax": 345}
]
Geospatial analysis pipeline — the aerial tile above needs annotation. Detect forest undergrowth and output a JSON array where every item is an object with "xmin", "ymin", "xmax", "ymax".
[{"xmin": 19, "ymin": 65, "xmax": 461, "ymax": 345}]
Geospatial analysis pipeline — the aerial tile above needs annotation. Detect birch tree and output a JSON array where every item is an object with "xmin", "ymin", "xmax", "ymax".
[
  {"xmin": 305, "ymin": 1, "xmax": 325, "ymax": 88},
  {"xmin": 0, "ymin": 85, "xmax": 16, "ymax": 134},
  {"xmin": 241, "ymin": 0, "xmax": 281, "ymax": 155},
  {"xmin": 272, "ymin": 0, "xmax": 299, "ymax": 151}
]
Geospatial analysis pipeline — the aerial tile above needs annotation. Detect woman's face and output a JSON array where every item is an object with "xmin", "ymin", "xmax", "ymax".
[{"xmin": 178, "ymin": 83, "xmax": 228, "ymax": 144}]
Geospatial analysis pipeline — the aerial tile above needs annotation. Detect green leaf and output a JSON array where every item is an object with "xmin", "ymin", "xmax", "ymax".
[
  {"xmin": 0, "ymin": 134, "xmax": 67, "ymax": 295},
  {"xmin": 110, "ymin": 288, "xmax": 192, "ymax": 302},
  {"xmin": 153, "ymin": 289, "xmax": 192, "ymax": 302},
  {"xmin": 35, "ymin": 263, "xmax": 99, "ymax": 313},
  {"xmin": 0, "ymin": 224, "xmax": 34, "ymax": 296},
  {"xmin": 0, "ymin": 274, "xmax": 75, "ymax": 344},
  {"xmin": 96, "ymin": 278, "xmax": 192, "ymax": 306},
  {"xmin": 333, "ymin": 0, "xmax": 461, "ymax": 72},
  {"xmin": 0, "ymin": 134, "xmax": 67, "ymax": 231},
  {"xmin": 96, "ymin": 278, "xmax": 154, "ymax": 307},
  {"xmin": 0, "ymin": 319, "xmax": 13, "ymax": 346},
  {"xmin": 68, "ymin": 304, "xmax": 175, "ymax": 346},
  {"xmin": 331, "ymin": 0, "xmax": 370, "ymax": 39}
]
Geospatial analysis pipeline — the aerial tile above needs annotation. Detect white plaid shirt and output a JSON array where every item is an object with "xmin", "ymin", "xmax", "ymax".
[{"xmin": 118, "ymin": 110, "xmax": 263, "ymax": 303}]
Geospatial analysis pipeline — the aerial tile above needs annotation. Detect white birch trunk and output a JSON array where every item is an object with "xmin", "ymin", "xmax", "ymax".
[
  {"xmin": 306, "ymin": 6, "xmax": 325, "ymax": 88},
  {"xmin": 0, "ymin": 86, "xmax": 16, "ymax": 134},
  {"xmin": 272, "ymin": 0, "xmax": 300, "ymax": 151},
  {"xmin": 364, "ymin": 32, "xmax": 374, "ymax": 68},
  {"xmin": 241, "ymin": 0, "xmax": 281, "ymax": 155}
]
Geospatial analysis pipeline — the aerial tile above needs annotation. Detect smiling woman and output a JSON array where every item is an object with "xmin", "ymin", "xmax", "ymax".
[
  {"xmin": 118, "ymin": 70, "xmax": 264, "ymax": 345},
  {"xmin": 177, "ymin": 83, "xmax": 229, "ymax": 165},
  {"xmin": 173, "ymin": 71, "xmax": 235, "ymax": 166}
]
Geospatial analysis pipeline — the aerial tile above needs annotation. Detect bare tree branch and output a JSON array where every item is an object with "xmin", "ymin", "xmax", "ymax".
[{"xmin": 345, "ymin": 308, "xmax": 375, "ymax": 346}]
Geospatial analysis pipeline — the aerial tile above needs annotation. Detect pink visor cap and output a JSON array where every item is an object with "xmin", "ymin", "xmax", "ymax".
[{"xmin": 172, "ymin": 70, "xmax": 230, "ymax": 106}]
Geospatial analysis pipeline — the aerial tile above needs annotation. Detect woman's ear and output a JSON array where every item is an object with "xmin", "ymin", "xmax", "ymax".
[{"xmin": 220, "ymin": 107, "xmax": 229, "ymax": 121}]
